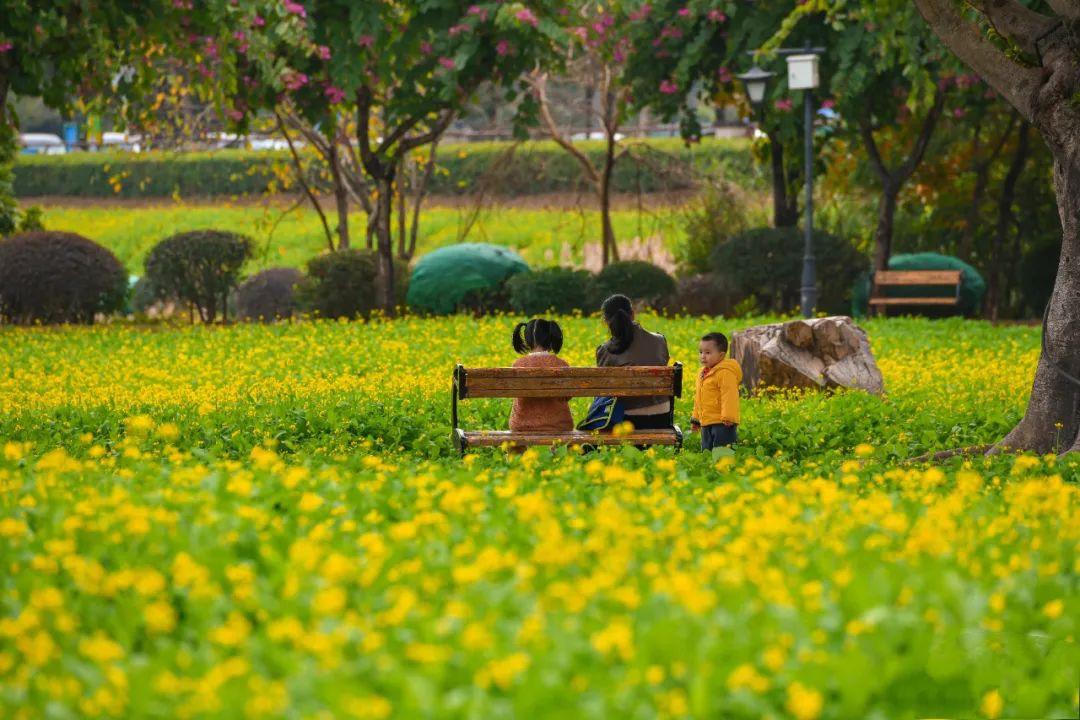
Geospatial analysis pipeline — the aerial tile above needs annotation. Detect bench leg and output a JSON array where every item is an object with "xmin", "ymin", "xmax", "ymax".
[{"xmin": 453, "ymin": 429, "xmax": 468, "ymax": 457}]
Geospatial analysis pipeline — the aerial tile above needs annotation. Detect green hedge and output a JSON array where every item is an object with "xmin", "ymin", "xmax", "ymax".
[{"xmin": 14, "ymin": 137, "xmax": 759, "ymax": 199}]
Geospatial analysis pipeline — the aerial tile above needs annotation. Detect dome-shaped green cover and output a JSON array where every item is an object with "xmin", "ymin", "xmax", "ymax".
[
  {"xmin": 852, "ymin": 252, "xmax": 986, "ymax": 317},
  {"xmin": 406, "ymin": 243, "xmax": 529, "ymax": 315}
]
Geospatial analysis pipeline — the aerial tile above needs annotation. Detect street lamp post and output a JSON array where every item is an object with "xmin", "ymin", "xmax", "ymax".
[{"xmin": 740, "ymin": 46, "xmax": 824, "ymax": 319}]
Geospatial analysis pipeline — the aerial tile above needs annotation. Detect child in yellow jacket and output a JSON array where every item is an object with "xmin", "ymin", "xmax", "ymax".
[{"xmin": 691, "ymin": 332, "xmax": 743, "ymax": 450}]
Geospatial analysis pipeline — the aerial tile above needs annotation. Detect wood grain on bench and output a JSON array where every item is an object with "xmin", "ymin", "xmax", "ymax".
[
  {"xmin": 459, "ymin": 429, "xmax": 681, "ymax": 448},
  {"xmin": 873, "ymin": 270, "xmax": 962, "ymax": 286},
  {"xmin": 458, "ymin": 366, "xmax": 676, "ymax": 399}
]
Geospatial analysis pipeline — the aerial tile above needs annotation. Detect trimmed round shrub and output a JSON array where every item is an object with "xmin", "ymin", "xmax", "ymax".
[
  {"xmin": 507, "ymin": 267, "xmax": 595, "ymax": 314},
  {"xmin": 144, "ymin": 230, "xmax": 252, "ymax": 323},
  {"xmin": 295, "ymin": 249, "xmax": 379, "ymax": 320},
  {"xmin": 712, "ymin": 227, "xmax": 867, "ymax": 314},
  {"xmin": 235, "ymin": 267, "xmax": 303, "ymax": 322},
  {"xmin": 0, "ymin": 231, "xmax": 127, "ymax": 324},
  {"xmin": 592, "ymin": 261, "xmax": 676, "ymax": 307},
  {"xmin": 659, "ymin": 273, "xmax": 738, "ymax": 317}
]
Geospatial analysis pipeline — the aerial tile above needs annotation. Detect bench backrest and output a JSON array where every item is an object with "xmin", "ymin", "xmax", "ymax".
[
  {"xmin": 873, "ymin": 270, "xmax": 962, "ymax": 287},
  {"xmin": 455, "ymin": 364, "xmax": 682, "ymax": 399}
]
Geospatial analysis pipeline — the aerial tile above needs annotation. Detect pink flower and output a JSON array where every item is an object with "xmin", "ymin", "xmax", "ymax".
[
  {"xmin": 677, "ymin": 7, "xmax": 691, "ymax": 17},
  {"xmin": 629, "ymin": 4, "xmax": 651, "ymax": 21},
  {"xmin": 467, "ymin": 5, "xmax": 488, "ymax": 21},
  {"xmin": 0, "ymin": 42, "xmax": 12, "ymax": 54},
  {"xmin": 952, "ymin": 107, "xmax": 966, "ymax": 118},
  {"xmin": 420, "ymin": 41, "xmax": 433, "ymax": 55},
  {"xmin": 821, "ymin": 98, "xmax": 835, "ymax": 110},
  {"xmin": 708, "ymin": 9, "xmax": 726, "ymax": 22},
  {"xmin": 283, "ymin": 71, "xmax": 308, "ymax": 90},
  {"xmin": 358, "ymin": 34, "xmax": 375, "ymax": 48},
  {"xmin": 316, "ymin": 44, "xmax": 331, "ymax": 60},
  {"xmin": 775, "ymin": 98, "xmax": 793, "ymax": 112},
  {"xmin": 515, "ymin": 8, "xmax": 538, "ymax": 27},
  {"xmin": 717, "ymin": 66, "xmax": 732, "ymax": 83},
  {"xmin": 226, "ymin": 108, "xmax": 244, "ymax": 121},
  {"xmin": 496, "ymin": 39, "xmax": 511, "ymax": 56},
  {"xmin": 449, "ymin": 23, "xmax": 469, "ymax": 36},
  {"xmin": 438, "ymin": 56, "xmax": 455, "ymax": 70},
  {"xmin": 325, "ymin": 84, "xmax": 345, "ymax": 104},
  {"xmin": 283, "ymin": 1, "xmax": 306, "ymax": 18},
  {"xmin": 659, "ymin": 79, "xmax": 678, "ymax": 94},
  {"xmin": 253, "ymin": 15, "xmax": 265, "ymax": 27}
]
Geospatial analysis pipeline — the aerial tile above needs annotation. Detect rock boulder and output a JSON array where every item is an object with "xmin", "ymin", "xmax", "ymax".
[{"xmin": 731, "ymin": 316, "xmax": 884, "ymax": 395}]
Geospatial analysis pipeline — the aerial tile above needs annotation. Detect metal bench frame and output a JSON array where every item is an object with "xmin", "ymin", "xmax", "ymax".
[{"xmin": 452, "ymin": 363, "xmax": 683, "ymax": 454}]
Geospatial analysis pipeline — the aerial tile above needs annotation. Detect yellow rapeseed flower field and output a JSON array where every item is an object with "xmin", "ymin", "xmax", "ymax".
[{"xmin": 0, "ymin": 315, "xmax": 1077, "ymax": 718}]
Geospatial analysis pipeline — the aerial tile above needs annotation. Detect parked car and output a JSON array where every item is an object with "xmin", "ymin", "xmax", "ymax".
[{"xmin": 18, "ymin": 133, "xmax": 67, "ymax": 155}]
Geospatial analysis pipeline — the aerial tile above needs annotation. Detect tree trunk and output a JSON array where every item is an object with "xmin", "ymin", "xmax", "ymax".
[
  {"xmin": 989, "ymin": 121, "xmax": 1031, "ymax": 320},
  {"xmin": 599, "ymin": 134, "xmax": 618, "ymax": 266},
  {"xmin": 873, "ymin": 183, "xmax": 899, "ymax": 272},
  {"xmin": 997, "ymin": 155, "xmax": 1080, "ymax": 454},
  {"xmin": 767, "ymin": 129, "xmax": 799, "ymax": 227},
  {"xmin": 329, "ymin": 143, "xmax": 350, "ymax": 250},
  {"xmin": 376, "ymin": 176, "xmax": 396, "ymax": 314}
]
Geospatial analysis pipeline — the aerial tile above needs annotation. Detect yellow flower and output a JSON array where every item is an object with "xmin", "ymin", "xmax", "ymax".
[
  {"xmin": 209, "ymin": 612, "xmax": 251, "ymax": 647},
  {"xmin": 156, "ymin": 423, "xmax": 180, "ymax": 441},
  {"xmin": 786, "ymin": 682, "xmax": 823, "ymax": 720},
  {"xmin": 144, "ymin": 601, "xmax": 177, "ymax": 635},
  {"xmin": 404, "ymin": 642, "xmax": 451, "ymax": 665},
  {"xmin": 854, "ymin": 443, "xmax": 874, "ymax": 457},
  {"xmin": 79, "ymin": 632, "xmax": 125, "ymax": 664},
  {"xmin": 590, "ymin": 618, "xmax": 634, "ymax": 662},
  {"xmin": 1042, "ymin": 599, "xmax": 1064, "ymax": 619},
  {"xmin": 313, "ymin": 586, "xmax": 347, "ymax": 615},
  {"xmin": 125, "ymin": 414, "xmax": 155, "ymax": 437},
  {"xmin": 298, "ymin": 492, "xmax": 324, "ymax": 512},
  {"xmin": 727, "ymin": 663, "xmax": 770, "ymax": 694},
  {"xmin": 980, "ymin": 689, "xmax": 1003, "ymax": 719}
]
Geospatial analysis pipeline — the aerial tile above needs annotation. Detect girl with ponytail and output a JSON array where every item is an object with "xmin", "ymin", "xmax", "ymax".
[
  {"xmin": 596, "ymin": 294, "xmax": 672, "ymax": 430},
  {"xmin": 508, "ymin": 318, "xmax": 573, "ymax": 433}
]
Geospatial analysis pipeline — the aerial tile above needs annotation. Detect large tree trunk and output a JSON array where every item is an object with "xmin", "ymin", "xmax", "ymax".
[
  {"xmin": 998, "ymin": 156, "xmax": 1080, "ymax": 454},
  {"xmin": 988, "ymin": 120, "xmax": 1031, "ymax": 320},
  {"xmin": 912, "ymin": 0, "xmax": 1080, "ymax": 455}
]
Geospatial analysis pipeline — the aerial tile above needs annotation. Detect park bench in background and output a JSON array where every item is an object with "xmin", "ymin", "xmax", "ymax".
[
  {"xmin": 452, "ymin": 364, "xmax": 683, "ymax": 453},
  {"xmin": 869, "ymin": 270, "xmax": 963, "ymax": 316}
]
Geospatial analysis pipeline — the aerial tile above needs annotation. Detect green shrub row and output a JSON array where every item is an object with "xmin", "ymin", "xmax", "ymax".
[{"xmin": 13, "ymin": 137, "xmax": 759, "ymax": 199}]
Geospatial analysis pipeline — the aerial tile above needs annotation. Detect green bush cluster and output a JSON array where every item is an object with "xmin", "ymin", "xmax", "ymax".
[
  {"xmin": 0, "ymin": 231, "xmax": 128, "ymax": 324},
  {"xmin": 506, "ymin": 262, "xmax": 677, "ymax": 315},
  {"xmin": 143, "ymin": 230, "xmax": 253, "ymax": 323},
  {"xmin": 13, "ymin": 138, "xmax": 758, "ymax": 199}
]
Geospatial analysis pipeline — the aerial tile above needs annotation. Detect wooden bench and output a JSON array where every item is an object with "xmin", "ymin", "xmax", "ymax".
[
  {"xmin": 452, "ymin": 364, "xmax": 683, "ymax": 453},
  {"xmin": 869, "ymin": 270, "xmax": 963, "ymax": 315}
]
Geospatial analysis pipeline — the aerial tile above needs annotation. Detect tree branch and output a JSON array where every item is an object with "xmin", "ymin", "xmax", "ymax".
[
  {"xmin": 354, "ymin": 87, "xmax": 383, "ymax": 179},
  {"xmin": 913, "ymin": 0, "xmax": 1044, "ymax": 119},
  {"xmin": 857, "ymin": 112, "xmax": 892, "ymax": 186},
  {"xmin": 398, "ymin": 109, "xmax": 455, "ymax": 154},
  {"xmin": 1045, "ymin": 1, "xmax": 1080, "ymax": 21},
  {"xmin": 965, "ymin": 0, "xmax": 1063, "ymax": 57},
  {"xmin": 274, "ymin": 110, "xmax": 335, "ymax": 253},
  {"xmin": 897, "ymin": 87, "xmax": 947, "ymax": 182},
  {"xmin": 528, "ymin": 71, "xmax": 600, "ymax": 186}
]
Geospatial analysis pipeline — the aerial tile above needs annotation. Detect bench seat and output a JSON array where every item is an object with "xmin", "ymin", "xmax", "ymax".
[
  {"xmin": 456, "ymin": 428, "xmax": 681, "ymax": 451},
  {"xmin": 868, "ymin": 297, "xmax": 959, "ymax": 305}
]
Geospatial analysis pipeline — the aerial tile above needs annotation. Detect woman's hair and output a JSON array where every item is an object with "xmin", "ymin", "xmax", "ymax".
[
  {"xmin": 601, "ymin": 294, "xmax": 635, "ymax": 354},
  {"xmin": 512, "ymin": 318, "xmax": 564, "ymax": 354}
]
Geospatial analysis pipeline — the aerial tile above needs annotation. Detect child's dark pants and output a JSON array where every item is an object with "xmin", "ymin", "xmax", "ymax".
[{"xmin": 702, "ymin": 423, "xmax": 737, "ymax": 451}]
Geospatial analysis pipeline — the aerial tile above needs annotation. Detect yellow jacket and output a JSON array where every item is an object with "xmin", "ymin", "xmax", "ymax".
[{"xmin": 692, "ymin": 358, "xmax": 742, "ymax": 426}]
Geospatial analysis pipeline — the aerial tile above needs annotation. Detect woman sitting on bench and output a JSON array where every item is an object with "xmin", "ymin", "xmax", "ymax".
[
  {"xmin": 595, "ymin": 294, "xmax": 672, "ymax": 430},
  {"xmin": 508, "ymin": 318, "xmax": 574, "ymax": 433}
]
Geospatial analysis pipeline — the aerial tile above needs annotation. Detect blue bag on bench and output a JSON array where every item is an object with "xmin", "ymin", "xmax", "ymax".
[{"xmin": 576, "ymin": 396, "xmax": 625, "ymax": 432}]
